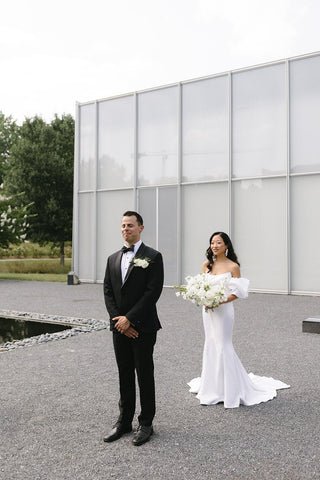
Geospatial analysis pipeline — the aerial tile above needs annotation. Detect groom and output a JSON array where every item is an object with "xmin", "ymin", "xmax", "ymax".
[{"xmin": 103, "ymin": 211, "xmax": 164, "ymax": 446}]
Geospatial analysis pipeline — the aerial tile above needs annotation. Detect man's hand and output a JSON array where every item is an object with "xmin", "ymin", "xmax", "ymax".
[
  {"xmin": 123, "ymin": 326, "xmax": 139, "ymax": 339},
  {"xmin": 114, "ymin": 315, "xmax": 130, "ymax": 333},
  {"xmin": 113, "ymin": 316, "xmax": 139, "ymax": 338}
]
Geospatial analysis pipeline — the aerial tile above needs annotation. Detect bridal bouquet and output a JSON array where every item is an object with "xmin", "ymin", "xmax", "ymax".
[{"xmin": 174, "ymin": 273, "xmax": 228, "ymax": 308}]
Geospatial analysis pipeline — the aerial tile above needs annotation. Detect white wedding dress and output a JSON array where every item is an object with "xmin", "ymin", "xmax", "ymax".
[{"xmin": 188, "ymin": 273, "xmax": 290, "ymax": 408}]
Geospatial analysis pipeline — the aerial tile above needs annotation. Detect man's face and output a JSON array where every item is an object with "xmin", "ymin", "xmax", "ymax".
[{"xmin": 121, "ymin": 215, "xmax": 144, "ymax": 245}]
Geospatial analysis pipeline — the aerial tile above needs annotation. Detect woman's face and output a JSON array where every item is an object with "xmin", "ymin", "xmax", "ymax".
[{"xmin": 210, "ymin": 235, "xmax": 227, "ymax": 257}]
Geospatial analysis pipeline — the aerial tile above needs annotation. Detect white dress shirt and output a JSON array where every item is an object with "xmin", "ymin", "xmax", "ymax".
[{"xmin": 121, "ymin": 240, "xmax": 142, "ymax": 283}]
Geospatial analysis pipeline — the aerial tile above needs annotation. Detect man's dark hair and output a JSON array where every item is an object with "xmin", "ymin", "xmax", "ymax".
[{"xmin": 123, "ymin": 211, "xmax": 144, "ymax": 226}]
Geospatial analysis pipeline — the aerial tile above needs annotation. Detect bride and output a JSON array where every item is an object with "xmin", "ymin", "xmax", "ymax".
[{"xmin": 188, "ymin": 231, "xmax": 289, "ymax": 408}]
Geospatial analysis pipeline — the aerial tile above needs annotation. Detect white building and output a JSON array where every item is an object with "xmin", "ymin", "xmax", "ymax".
[{"xmin": 72, "ymin": 51, "xmax": 320, "ymax": 295}]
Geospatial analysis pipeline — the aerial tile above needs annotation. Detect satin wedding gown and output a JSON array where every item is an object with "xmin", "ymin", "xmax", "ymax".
[{"xmin": 188, "ymin": 273, "xmax": 290, "ymax": 408}]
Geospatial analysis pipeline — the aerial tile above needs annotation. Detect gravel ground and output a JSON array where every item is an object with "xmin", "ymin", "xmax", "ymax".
[{"xmin": 0, "ymin": 279, "xmax": 319, "ymax": 480}]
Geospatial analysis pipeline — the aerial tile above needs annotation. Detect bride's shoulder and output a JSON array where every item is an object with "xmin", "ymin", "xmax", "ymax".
[
  {"xmin": 201, "ymin": 260, "xmax": 210, "ymax": 273},
  {"xmin": 229, "ymin": 261, "xmax": 241, "ymax": 278}
]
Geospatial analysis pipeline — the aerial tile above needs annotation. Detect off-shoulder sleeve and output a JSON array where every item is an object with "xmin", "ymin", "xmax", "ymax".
[{"xmin": 227, "ymin": 277, "xmax": 249, "ymax": 299}]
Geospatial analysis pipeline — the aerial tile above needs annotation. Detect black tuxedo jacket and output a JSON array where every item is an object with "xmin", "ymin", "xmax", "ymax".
[{"xmin": 103, "ymin": 242, "xmax": 164, "ymax": 333}]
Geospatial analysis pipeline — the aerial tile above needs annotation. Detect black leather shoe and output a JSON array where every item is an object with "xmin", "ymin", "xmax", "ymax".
[
  {"xmin": 132, "ymin": 425, "xmax": 153, "ymax": 446},
  {"xmin": 103, "ymin": 423, "xmax": 132, "ymax": 443}
]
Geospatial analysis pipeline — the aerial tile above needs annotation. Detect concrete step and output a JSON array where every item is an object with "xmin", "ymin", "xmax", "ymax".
[{"xmin": 302, "ymin": 317, "xmax": 320, "ymax": 333}]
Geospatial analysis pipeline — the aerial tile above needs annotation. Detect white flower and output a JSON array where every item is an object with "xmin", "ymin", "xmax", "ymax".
[{"xmin": 132, "ymin": 257, "xmax": 151, "ymax": 269}]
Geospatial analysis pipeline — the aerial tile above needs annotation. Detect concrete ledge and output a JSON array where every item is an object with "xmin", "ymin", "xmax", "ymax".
[{"xmin": 302, "ymin": 317, "xmax": 320, "ymax": 333}]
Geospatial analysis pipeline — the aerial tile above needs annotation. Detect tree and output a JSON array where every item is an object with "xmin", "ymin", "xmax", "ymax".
[
  {"xmin": 0, "ymin": 112, "xmax": 32, "ymax": 248},
  {"xmin": 0, "ymin": 111, "xmax": 19, "ymax": 184},
  {"xmin": 5, "ymin": 114, "xmax": 75, "ymax": 264},
  {"xmin": 0, "ymin": 188, "xmax": 33, "ymax": 248}
]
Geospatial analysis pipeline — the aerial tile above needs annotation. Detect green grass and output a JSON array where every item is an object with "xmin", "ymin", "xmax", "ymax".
[
  {"xmin": 0, "ymin": 258, "xmax": 72, "ymax": 282},
  {"xmin": 0, "ymin": 273, "xmax": 69, "ymax": 282}
]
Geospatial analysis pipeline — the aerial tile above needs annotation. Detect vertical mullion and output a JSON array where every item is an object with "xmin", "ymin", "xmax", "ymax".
[
  {"xmin": 134, "ymin": 93, "xmax": 138, "ymax": 210},
  {"xmin": 177, "ymin": 83, "xmax": 182, "ymax": 285},
  {"xmin": 93, "ymin": 101, "xmax": 98, "ymax": 282},
  {"xmin": 286, "ymin": 60, "xmax": 291, "ymax": 294},
  {"xmin": 72, "ymin": 102, "xmax": 80, "ymax": 276},
  {"xmin": 156, "ymin": 187, "xmax": 159, "ymax": 251},
  {"xmin": 228, "ymin": 72, "xmax": 232, "ymax": 237}
]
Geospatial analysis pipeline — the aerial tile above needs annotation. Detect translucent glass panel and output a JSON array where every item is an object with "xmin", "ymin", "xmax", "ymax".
[
  {"xmin": 79, "ymin": 103, "xmax": 96, "ymax": 191},
  {"xmin": 96, "ymin": 189, "xmax": 134, "ymax": 281},
  {"xmin": 182, "ymin": 76, "xmax": 229, "ymax": 181},
  {"xmin": 78, "ymin": 193, "xmax": 95, "ymax": 280},
  {"xmin": 290, "ymin": 55, "xmax": 320, "ymax": 174},
  {"xmin": 232, "ymin": 178, "xmax": 287, "ymax": 291},
  {"xmin": 290, "ymin": 175, "xmax": 320, "ymax": 292},
  {"xmin": 158, "ymin": 187, "xmax": 177, "ymax": 285},
  {"xmin": 232, "ymin": 64, "xmax": 287, "ymax": 178},
  {"xmin": 137, "ymin": 87, "xmax": 179, "ymax": 185},
  {"xmin": 138, "ymin": 189, "xmax": 157, "ymax": 249},
  {"xmin": 181, "ymin": 183, "xmax": 229, "ymax": 281},
  {"xmin": 138, "ymin": 187, "xmax": 178, "ymax": 285},
  {"xmin": 98, "ymin": 96, "xmax": 134, "ymax": 189}
]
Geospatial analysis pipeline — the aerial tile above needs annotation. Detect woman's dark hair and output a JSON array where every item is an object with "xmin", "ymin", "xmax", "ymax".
[
  {"xmin": 123, "ymin": 211, "xmax": 143, "ymax": 226},
  {"xmin": 205, "ymin": 231, "xmax": 240, "ymax": 272}
]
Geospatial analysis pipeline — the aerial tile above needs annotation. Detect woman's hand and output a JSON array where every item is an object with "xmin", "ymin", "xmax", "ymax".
[{"xmin": 220, "ymin": 294, "xmax": 238, "ymax": 305}]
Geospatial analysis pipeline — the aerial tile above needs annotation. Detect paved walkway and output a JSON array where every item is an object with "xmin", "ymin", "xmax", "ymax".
[{"xmin": 0, "ymin": 279, "xmax": 319, "ymax": 480}]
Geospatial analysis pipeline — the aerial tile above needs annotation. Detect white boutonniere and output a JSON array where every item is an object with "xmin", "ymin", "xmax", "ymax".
[{"xmin": 131, "ymin": 257, "xmax": 151, "ymax": 269}]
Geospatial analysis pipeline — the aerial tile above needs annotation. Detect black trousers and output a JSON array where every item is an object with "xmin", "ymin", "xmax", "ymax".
[{"xmin": 112, "ymin": 331, "xmax": 157, "ymax": 427}]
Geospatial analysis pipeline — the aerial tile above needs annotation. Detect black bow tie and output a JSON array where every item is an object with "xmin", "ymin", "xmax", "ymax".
[{"xmin": 121, "ymin": 245, "xmax": 134, "ymax": 253}]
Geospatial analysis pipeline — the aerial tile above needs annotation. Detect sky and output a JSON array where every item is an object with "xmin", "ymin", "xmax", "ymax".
[{"xmin": 1, "ymin": 0, "xmax": 319, "ymax": 124}]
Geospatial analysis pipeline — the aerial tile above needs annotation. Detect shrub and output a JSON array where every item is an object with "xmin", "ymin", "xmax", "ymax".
[{"xmin": 0, "ymin": 242, "xmax": 72, "ymax": 258}]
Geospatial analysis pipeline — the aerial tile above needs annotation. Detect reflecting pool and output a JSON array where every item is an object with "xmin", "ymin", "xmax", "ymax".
[{"xmin": 0, "ymin": 317, "xmax": 72, "ymax": 344}]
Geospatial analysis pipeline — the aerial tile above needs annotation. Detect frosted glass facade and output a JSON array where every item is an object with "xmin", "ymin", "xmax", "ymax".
[
  {"xmin": 79, "ymin": 104, "xmax": 96, "ymax": 191},
  {"xmin": 98, "ymin": 96, "xmax": 134, "ymax": 189},
  {"xmin": 232, "ymin": 178, "xmax": 287, "ymax": 292},
  {"xmin": 77, "ymin": 193, "xmax": 95, "ymax": 281},
  {"xmin": 96, "ymin": 189, "xmax": 135, "ymax": 281},
  {"xmin": 181, "ymin": 183, "xmax": 229, "ymax": 280},
  {"xmin": 73, "ymin": 52, "xmax": 320, "ymax": 295},
  {"xmin": 290, "ymin": 56, "xmax": 320, "ymax": 174},
  {"xmin": 290, "ymin": 175, "xmax": 320, "ymax": 293},
  {"xmin": 137, "ymin": 87, "xmax": 179, "ymax": 185},
  {"xmin": 232, "ymin": 64, "xmax": 287, "ymax": 178},
  {"xmin": 182, "ymin": 76, "xmax": 229, "ymax": 181}
]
